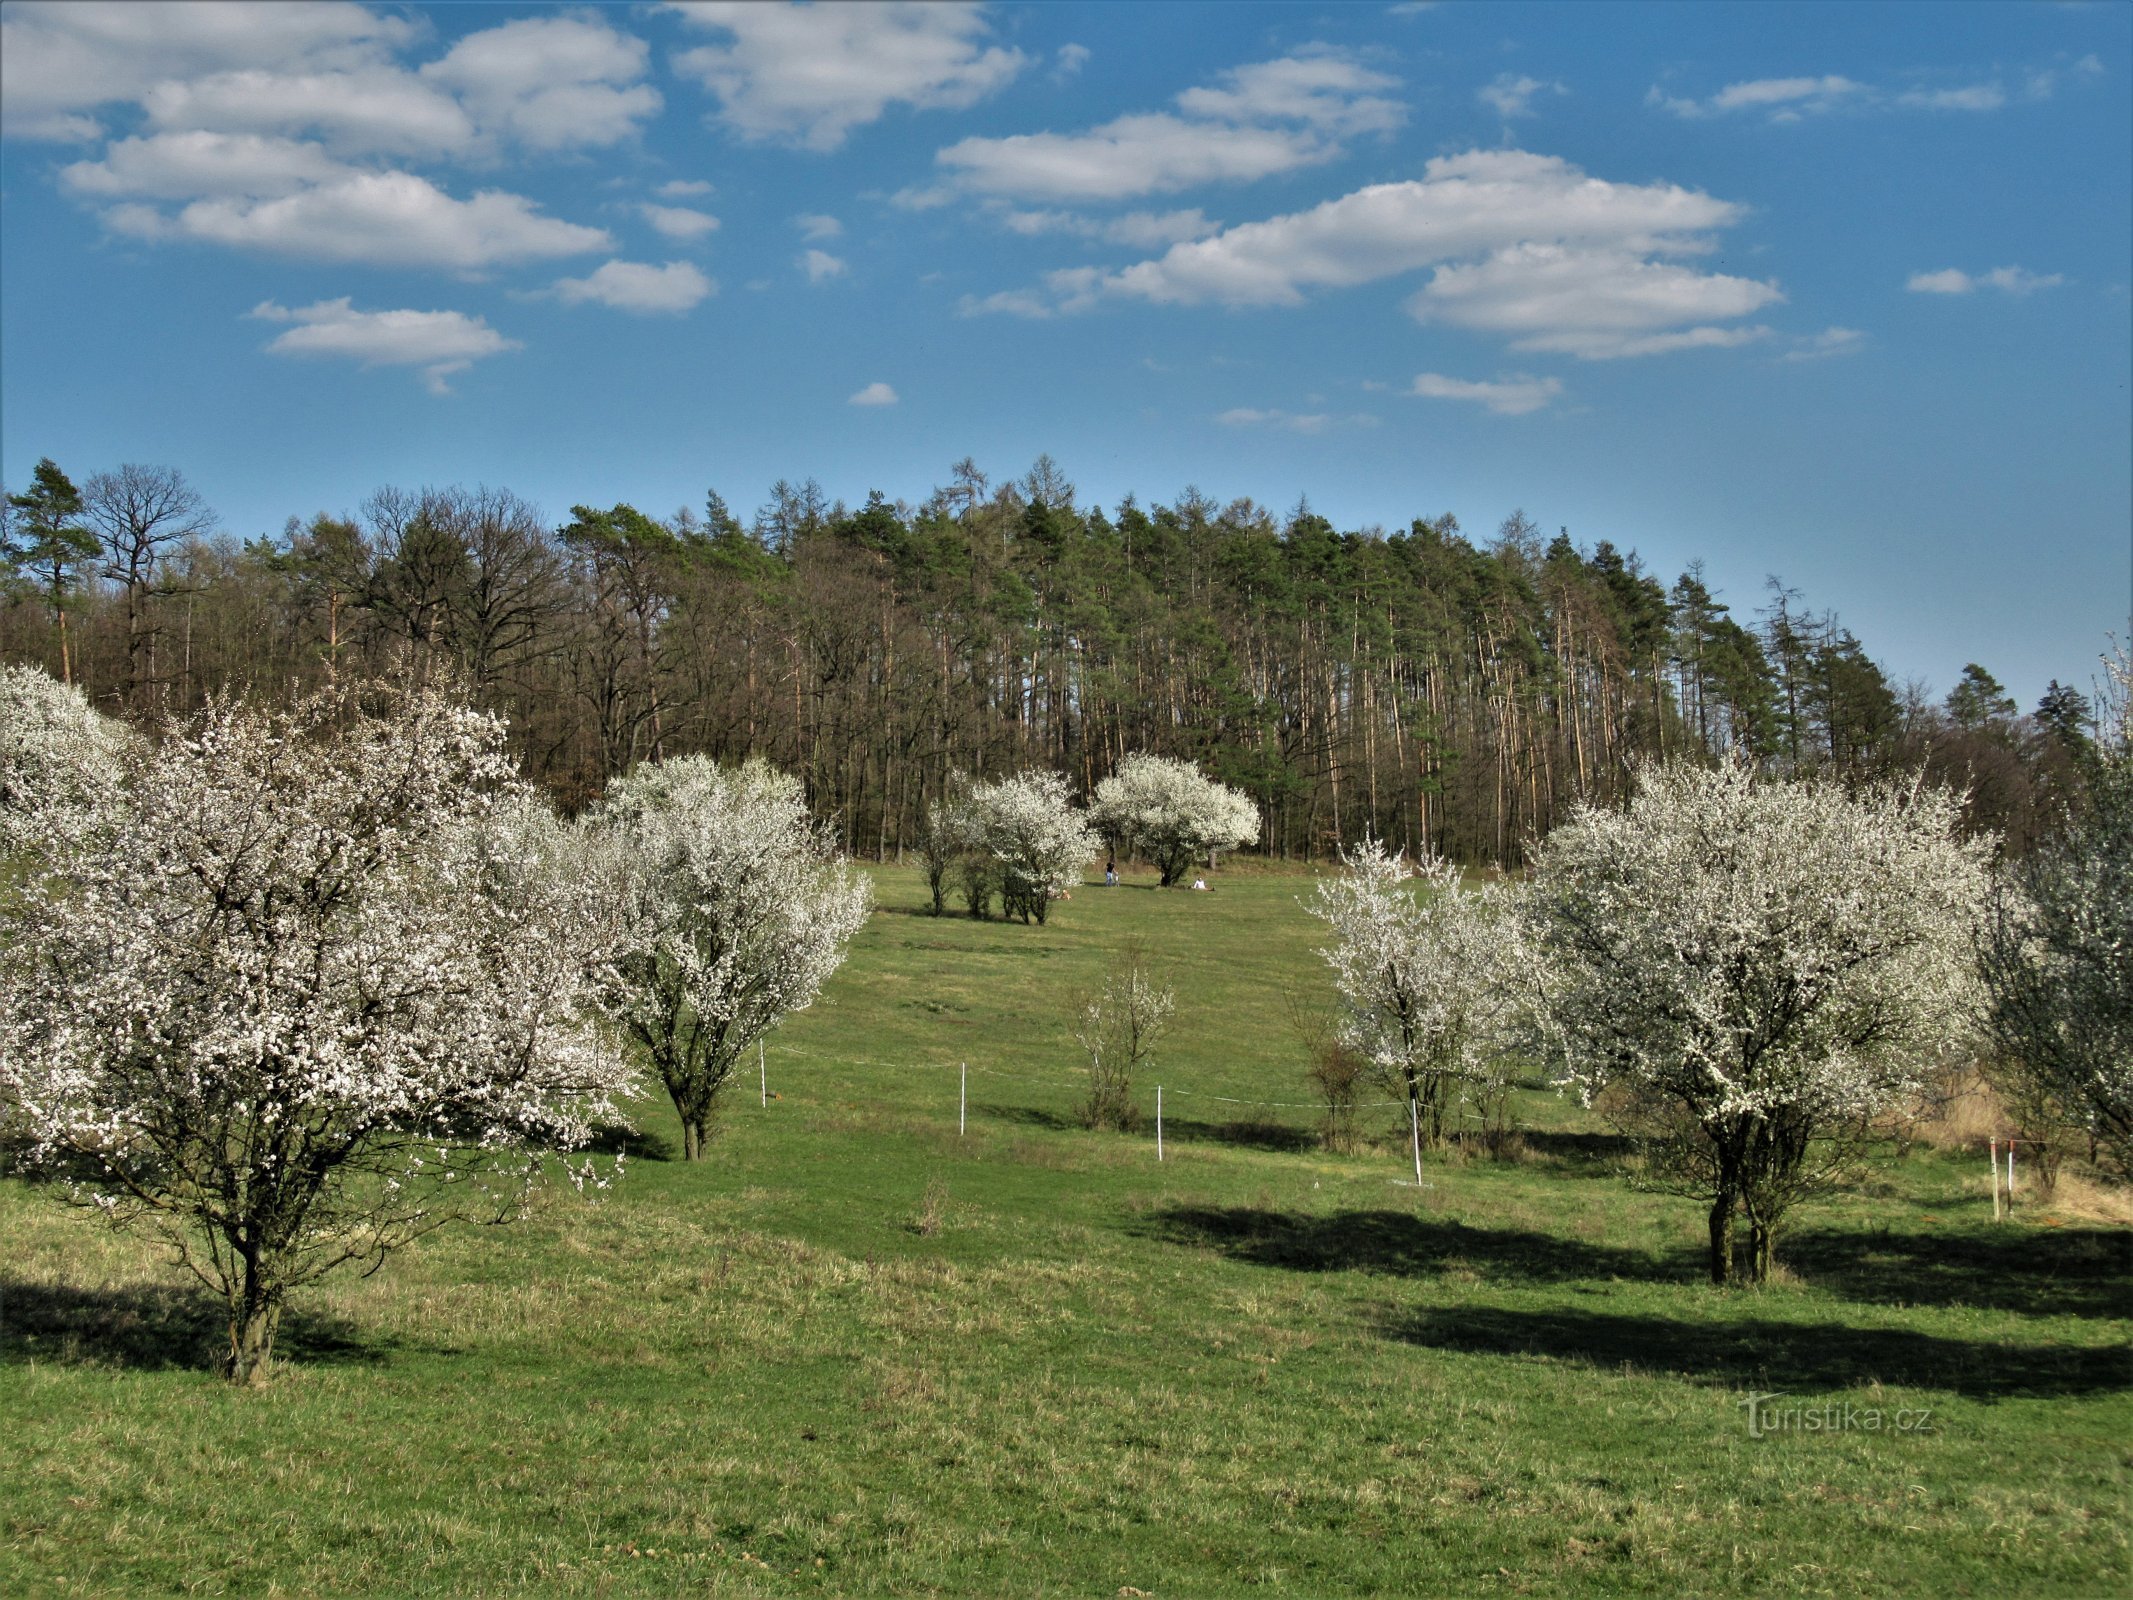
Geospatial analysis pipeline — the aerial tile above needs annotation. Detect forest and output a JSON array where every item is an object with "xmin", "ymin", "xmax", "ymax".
[{"xmin": 0, "ymin": 452, "xmax": 2099, "ymax": 864}]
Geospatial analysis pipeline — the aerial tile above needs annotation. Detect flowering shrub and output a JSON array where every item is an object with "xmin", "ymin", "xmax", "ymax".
[
  {"xmin": 1090, "ymin": 754, "xmax": 1260, "ymax": 886},
  {"xmin": 1522, "ymin": 761, "xmax": 1988, "ymax": 1284},
  {"xmin": 587, "ymin": 755, "xmax": 871, "ymax": 1159},
  {"xmin": 0, "ymin": 684, "xmax": 628, "ymax": 1381},
  {"xmin": 0, "ymin": 662, "xmax": 127, "ymax": 856}
]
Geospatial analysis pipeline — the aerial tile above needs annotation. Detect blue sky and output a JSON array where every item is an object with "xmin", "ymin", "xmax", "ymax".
[{"xmin": 2, "ymin": 0, "xmax": 2127, "ymax": 706}]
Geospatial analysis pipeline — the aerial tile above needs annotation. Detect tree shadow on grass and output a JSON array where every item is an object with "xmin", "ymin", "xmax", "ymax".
[
  {"xmin": 1382, "ymin": 1303, "xmax": 2132, "ymax": 1400},
  {"xmin": 1782, "ymin": 1224, "xmax": 2133, "ymax": 1321},
  {"xmin": 0, "ymin": 1277, "xmax": 393, "ymax": 1374},
  {"xmin": 1514, "ymin": 1129, "xmax": 1638, "ymax": 1173},
  {"xmin": 1139, "ymin": 1205, "xmax": 1674, "ymax": 1284},
  {"xmin": 973, "ymin": 1103, "xmax": 1079, "ymax": 1132},
  {"xmin": 1162, "ymin": 1117, "xmax": 1319, "ymax": 1154},
  {"xmin": 580, "ymin": 1122, "xmax": 677, "ymax": 1162}
]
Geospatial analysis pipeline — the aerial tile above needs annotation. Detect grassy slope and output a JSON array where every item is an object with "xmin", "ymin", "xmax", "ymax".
[{"xmin": 3, "ymin": 864, "xmax": 2128, "ymax": 1597}]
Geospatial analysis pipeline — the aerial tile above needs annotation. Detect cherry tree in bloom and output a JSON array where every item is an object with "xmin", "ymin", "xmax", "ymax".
[
  {"xmin": 1090, "ymin": 754, "xmax": 1260, "ymax": 886},
  {"xmin": 588, "ymin": 755, "xmax": 871, "ymax": 1161},
  {"xmin": 0, "ymin": 685, "xmax": 629, "ymax": 1382},
  {"xmin": 1522, "ymin": 761, "xmax": 1988, "ymax": 1285},
  {"xmin": 0, "ymin": 662, "xmax": 128, "ymax": 855},
  {"xmin": 1980, "ymin": 646, "xmax": 2133, "ymax": 1175},
  {"xmin": 960, "ymin": 769, "xmax": 1099, "ymax": 923},
  {"xmin": 1309, "ymin": 840, "xmax": 1522, "ymax": 1151}
]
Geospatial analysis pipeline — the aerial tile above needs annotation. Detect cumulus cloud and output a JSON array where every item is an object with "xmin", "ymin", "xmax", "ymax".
[
  {"xmin": 794, "ymin": 213, "xmax": 844, "ymax": 241},
  {"xmin": 849, "ymin": 381, "xmax": 899, "ymax": 406},
  {"xmin": 1907, "ymin": 265, "xmax": 2065, "ymax": 296},
  {"xmin": 107, "ymin": 170, "xmax": 611, "ymax": 269},
  {"xmin": 920, "ymin": 48, "xmax": 1403, "ymax": 204},
  {"xmin": 1053, "ymin": 43, "xmax": 1091, "ymax": 83},
  {"xmin": 61, "ymin": 131, "xmax": 353, "ymax": 200},
  {"xmin": 657, "ymin": 178, "xmax": 715, "ymax": 198},
  {"xmin": 1649, "ymin": 76, "xmax": 1869, "ymax": 121},
  {"xmin": 667, "ymin": 1, "xmax": 1027, "ymax": 151},
  {"xmin": 640, "ymin": 203, "xmax": 720, "ymax": 239},
  {"xmin": 1652, "ymin": 59, "xmax": 2089, "ymax": 123},
  {"xmin": 963, "ymin": 149, "xmax": 1778, "ymax": 361},
  {"xmin": 142, "ymin": 66, "xmax": 475, "ymax": 159},
  {"xmin": 553, "ymin": 259, "xmax": 715, "ymax": 313},
  {"xmin": 799, "ymin": 248, "xmax": 848, "ymax": 283},
  {"xmin": 250, "ymin": 296, "xmax": 519, "ymax": 393},
  {"xmin": 418, "ymin": 15, "xmax": 661, "ymax": 152},
  {"xmin": 1409, "ymin": 372, "xmax": 1564, "ymax": 414},
  {"xmin": 1479, "ymin": 74, "xmax": 1565, "ymax": 120},
  {"xmin": 0, "ymin": 0, "xmax": 413, "ymax": 140}
]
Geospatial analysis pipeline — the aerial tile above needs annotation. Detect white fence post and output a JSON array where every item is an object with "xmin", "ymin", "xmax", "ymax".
[
  {"xmin": 1156, "ymin": 1086, "xmax": 1164, "ymax": 1162},
  {"xmin": 959, "ymin": 1061, "xmax": 967, "ymax": 1138},
  {"xmin": 759, "ymin": 1038, "xmax": 767, "ymax": 1108},
  {"xmin": 1410, "ymin": 1095, "xmax": 1423, "ymax": 1186},
  {"xmin": 1990, "ymin": 1136, "xmax": 2002, "ymax": 1220},
  {"xmin": 2007, "ymin": 1141, "xmax": 2016, "ymax": 1202}
]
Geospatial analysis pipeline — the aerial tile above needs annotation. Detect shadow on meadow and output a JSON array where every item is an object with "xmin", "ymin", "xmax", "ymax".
[
  {"xmin": 1381, "ymin": 1303, "xmax": 2133, "ymax": 1400},
  {"xmin": 1141, "ymin": 1205, "xmax": 1672, "ymax": 1284},
  {"xmin": 1781, "ymin": 1223, "xmax": 2133, "ymax": 1321},
  {"xmin": 0, "ymin": 1277, "xmax": 393, "ymax": 1374},
  {"xmin": 581, "ymin": 1122, "xmax": 679, "ymax": 1162},
  {"xmin": 1161, "ymin": 1117, "xmax": 1319, "ymax": 1154}
]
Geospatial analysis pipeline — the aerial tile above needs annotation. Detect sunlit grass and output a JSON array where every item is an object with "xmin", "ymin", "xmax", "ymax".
[{"xmin": 3, "ymin": 863, "xmax": 2127, "ymax": 1596}]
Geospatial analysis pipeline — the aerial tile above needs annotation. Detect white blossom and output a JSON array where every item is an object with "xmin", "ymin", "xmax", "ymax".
[
  {"xmin": 956, "ymin": 768, "xmax": 1099, "ymax": 924},
  {"xmin": 1521, "ymin": 760, "xmax": 1989, "ymax": 1283},
  {"xmin": 587, "ymin": 755, "xmax": 871, "ymax": 1159},
  {"xmin": 0, "ymin": 683, "xmax": 629, "ymax": 1380},
  {"xmin": 1090, "ymin": 753, "xmax": 1260, "ymax": 886},
  {"xmin": 0, "ymin": 662, "xmax": 128, "ymax": 855},
  {"xmin": 1308, "ymin": 839, "xmax": 1521, "ymax": 1145}
]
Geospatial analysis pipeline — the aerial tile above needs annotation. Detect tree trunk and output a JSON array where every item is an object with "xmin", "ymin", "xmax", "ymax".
[
  {"xmin": 682, "ymin": 1118, "xmax": 704, "ymax": 1162},
  {"xmin": 1746, "ymin": 1219, "xmax": 1775, "ymax": 1285},
  {"xmin": 1707, "ymin": 1196, "xmax": 1736, "ymax": 1287},
  {"xmin": 225, "ymin": 1272, "xmax": 281, "ymax": 1385}
]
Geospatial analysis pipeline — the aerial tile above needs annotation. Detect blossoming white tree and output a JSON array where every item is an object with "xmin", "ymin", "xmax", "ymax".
[
  {"xmin": 588, "ymin": 755, "xmax": 871, "ymax": 1159},
  {"xmin": 960, "ymin": 769, "xmax": 1098, "ymax": 924},
  {"xmin": 1980, "ymin": 646, "xmax": 2133, "ymax": 1175},
  {"xmin": 0, "ymin": 662, "xmax": 128, "ymax": 856},
  {"xmin": 0, "ymin": 685, "xmax": 628, "ymax": 1383},
  {"xmin": 1522, "ymin": 762, "xmax": 1988, "ymax": 1285},
  {"xmin": 1091, "ymin": 754, "xmax": 1261, "ymax": 886},
  {"xmin": 1309, "ymin": 840, "xmax": 1521, "ymax": 1157}
]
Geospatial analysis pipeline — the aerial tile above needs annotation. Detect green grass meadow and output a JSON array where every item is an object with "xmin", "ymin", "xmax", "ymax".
[{"xmin": 3, "ymin": 864, "xmax": 2129, "ymax": 1596}]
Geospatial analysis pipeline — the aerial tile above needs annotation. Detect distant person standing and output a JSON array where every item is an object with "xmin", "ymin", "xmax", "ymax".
[{"xmin": 1105, "ymin": 858, "xmax": 1118, "ymax": 886}]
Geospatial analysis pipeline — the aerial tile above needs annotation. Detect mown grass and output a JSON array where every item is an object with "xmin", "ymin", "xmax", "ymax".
[{"xmin": 3, "ymin": 863, "xmax": 2128, "ymax": 1597}]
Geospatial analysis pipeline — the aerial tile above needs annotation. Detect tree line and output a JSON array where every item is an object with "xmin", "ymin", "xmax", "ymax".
[{"xmin": 2, "ymin": 452, "xmax": 2102, "ymax": 863}]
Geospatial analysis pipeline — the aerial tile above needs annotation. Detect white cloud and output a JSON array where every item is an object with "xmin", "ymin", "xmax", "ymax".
[
  {"xmin": 799, "ymin": 248, "xmax": 848, "ymax": 283},
  {"xmin": 143, "ymin": 66, "xmax": 476, "ymax": 158},
  {"xmin": 61, "ymin": 131, "xmax": 352, "ymax": 200},
  {"xmin": 1781, "ymin": 326, "xmax": 1867, "ymax": 361},
  {"xmin": 1409, "ymin": 372, "xmax": 1563, "ymax": 415},
  {"xmin": 0, "ymin": 0, "xmax": 414, "ymax": 139},
  {"xmin": 1907, "ymin": 265, "xmax": 2065, "ymax": 296},
  {"xmin": 849, "ymin": 381, "xmax": 899, "ymax": 406},
  {"xmin": 794, "ymin": 213, "xmax": 844, "ymax": 241},
  {"xmin": 657, "ymin": 179, "xmax": 715, "ymax": 198},
  {"xmin": 1214, "ymin": 407, "xmax": 1375, "ymax": 434},
  {"xmin": 999, "ymin": 207, "xmax": 1220, "ymax": 248},
  {"xmin": 1895, "ymin": 84, "xmax": 2007, "ymax": 111},
  {"xmin": 1479, "ymin": 74, "xmax": 1565, "ymax": 120},
  {"xmin": 553, "ymin": 259, "xmax": 715, "ymax": 313},
  {"xmin": 249, "ymin": 296, "xmax": 519, "ymax": 393},
  {"xmin": 667, "ymin": 1, "xmax": 1027, "ymax": 151},
  {"xmin": 1651, "ymin": 75, "xmax": 1868, "ymax": 121},
  {"xmin": 109, "ymin": 170, "xmax": 611, "ymax": 269},
  {"xmin": 641, "ymin": 203, "xmax": 720, "ymax": 239},
  {"xmin": 1410, "ymin": 243, "xmax": 1781, "ymax": 359},
  {"xmin": 419, "ymin": 15, "xmax": 661, "ymax": 152},
  {"xmin": 1053, "ymin": 43, "xmax": 1090, "ymax": 82},
  {"xmin": 926, "ymin": 48, "xmax": 1402, "ymax": 203},
  {"xmin": 964, "ymin": 149, "xmax": 1777, "ymax": 361},
  {"xmin": 1173, "ymin": 51, "xmax": 1404, "ymax": 136}
]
